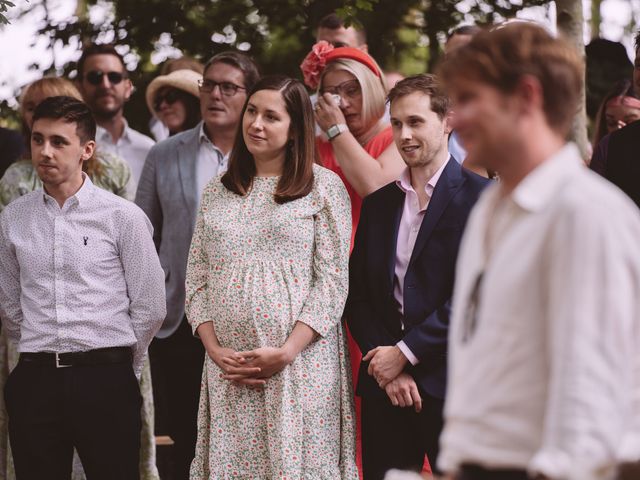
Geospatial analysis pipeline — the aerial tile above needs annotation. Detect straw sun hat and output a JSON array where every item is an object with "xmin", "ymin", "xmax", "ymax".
[{"xmin": 145, "ymin": 69, "xmax": 202, "ymax": 114}]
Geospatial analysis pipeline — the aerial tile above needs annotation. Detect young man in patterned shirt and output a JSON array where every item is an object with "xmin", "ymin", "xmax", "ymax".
[{"xmin": 0, "ymin": 96, "xmax": 166, "ymax": 479}]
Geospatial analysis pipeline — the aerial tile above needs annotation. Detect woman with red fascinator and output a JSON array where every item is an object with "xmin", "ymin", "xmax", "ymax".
[{"xmin": 301, "ymin": 42, "xmax": 405, "ymax": 476}]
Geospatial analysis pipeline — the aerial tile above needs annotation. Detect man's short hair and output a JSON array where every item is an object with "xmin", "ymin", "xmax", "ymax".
[
  {"xmin": 317, "ymin": 13, "xmax": 367, "ymax": 45},
  {"xmin": 447, "ymin": 24, "xmax": 481, "ymax": 40},
  {"xmin": 439, "ymin": 22, "xmax": 583, "ymax": 135},
  {"xmin": 635, "ymin": 29, "xmax": 640, "ymax": 53},
  {"xmin": 202, "ymin": 51, "xmax": 260, "ymax": 93},
  {"xmin": 387, "ymin": 74, "xmax": 451, "ymax": 120},
  {"xmin": 77, "ymin": 43, "xmax": 127, "ymax": 78},
  {"xmin": 32, "ymin": 96, "xmax": 97, "ymax": 143}
]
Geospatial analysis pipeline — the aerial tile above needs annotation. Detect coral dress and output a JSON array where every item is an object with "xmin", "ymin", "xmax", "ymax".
[{"xmin": 186, "ymin": 165, "xmax": 358, "ymax": 479}]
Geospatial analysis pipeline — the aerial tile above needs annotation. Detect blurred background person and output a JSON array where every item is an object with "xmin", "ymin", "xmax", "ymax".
[
  {"xmin": 592, "ymin": 79, "xmax": 640, "ymax": 147},
  {"xmin": 4, "ymin": 77, "xmax": 136, "ymax": 203},
  {"xmin": 149, "ymin": 56, "xmax": 205, "ymax": 142},
  {"xmin": 444, "ymin": 25, "xmax": 481, "ymax": 56},
  {"xmin": 0, "ymin": 76, "xmax": 159, "ymax": 480},
  {"xmin": 0, "ymin": 128, "xmax": 24, "ymax": 177},
  {"xmin": 589, "ymin": 79, "xmax": 640, "ymax": 175},
  {"xmin": 146, "ymin": 69, "xmax": 202, "ymax": 137},
  {"xmin": 316, "ymin": 12, "xmax": 368, "ymax": 50},
  {"xmin": 76, "ymin": 43, "xmax": 155, "ymax": 184},
  {"xmin": 444, "ymin": 24, "xmax": 482, "ymax": 169}
]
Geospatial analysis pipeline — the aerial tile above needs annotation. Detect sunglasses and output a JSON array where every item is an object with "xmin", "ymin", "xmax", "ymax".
[
  {"xmin": 154, "ymin": 89, "xmax": 181, "ymax": 111},
  {"xmin": 85, "ymin": 70, "xmax": 126, "ymax": 86}
]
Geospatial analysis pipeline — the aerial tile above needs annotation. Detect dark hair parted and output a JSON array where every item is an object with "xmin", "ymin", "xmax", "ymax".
[
  {"xmin": 221, "ymin": 75, "xmax": 316, "ymax": 204},
  {"xmin": 203, "ymin": 51, "xmax": 260, "ymax": 93},
  {"xmin": 387, "ymin": 74, "xmax": 451, "ymax": 120},
  {"xmin": 32, "ymin": 96, "xmax": 97, "ymax": 144},
  {"xmin": 439, "ymin": 22, "xmax": 583, "ymax": 135},
  {"xmin": 77, "ymin": 43, "xmax": 127, "ymax": 78}
]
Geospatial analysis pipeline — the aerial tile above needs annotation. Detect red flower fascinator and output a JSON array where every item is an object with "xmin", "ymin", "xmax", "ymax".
[{"xmin": 300, "ymin": 41, "xmax": 381, "ymax": 89}]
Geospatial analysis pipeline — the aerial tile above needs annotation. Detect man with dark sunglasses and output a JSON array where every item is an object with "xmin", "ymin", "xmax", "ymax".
[
  {"xmin": 135, "ymin": 51, "xmax": 259, "ymax": 480},
  {"xmin": 77, "ymin": 43, "xmax": 154, "ymax": 184}
]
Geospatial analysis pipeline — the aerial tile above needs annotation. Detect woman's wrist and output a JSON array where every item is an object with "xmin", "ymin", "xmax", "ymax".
[{"xmin": 281, "ymin": 343, "xmax": 298, "ymax": 365}]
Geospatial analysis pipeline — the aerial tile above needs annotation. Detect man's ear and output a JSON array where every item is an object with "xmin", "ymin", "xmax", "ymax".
[
  {"xmin": 123, "ymin": 78, "xmax": 133, "ymax": 102},
  {"xmin": 514, "ymin": 74, "xmax": 544, "ymax": 117},
  {"xmin": 443, "ymin": 110, "xmax": 455, "ymax": 135},
  {"xmin": 80, "ymin": 140, "xmax": 96, "ymax": 162}
]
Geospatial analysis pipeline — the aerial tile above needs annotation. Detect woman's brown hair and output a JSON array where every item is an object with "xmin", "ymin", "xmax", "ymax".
[{"xmin": 221, "ymin": 75, "xmax": 316, "ymax": 204}]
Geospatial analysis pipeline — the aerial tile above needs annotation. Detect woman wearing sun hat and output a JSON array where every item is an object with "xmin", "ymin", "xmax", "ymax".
[{"xmin": 146, "ymin": 69, "xmax": 202, "ymax": 137}]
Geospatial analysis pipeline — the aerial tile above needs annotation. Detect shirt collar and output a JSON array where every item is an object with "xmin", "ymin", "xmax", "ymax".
[
  {"xmin": 42, "ymin": 172, "xmax": 94, "ymax": 208},
  {"xmin": 396, "ymin": 155, "xmax": 451, "ymax": 196},
  {"xmin": 96, "ymin": 119, "xmax": 132, "ymax": 145},
  {"xmin": 510, "ymin": 143, "xmax": 582, "ymax": 212},
  {"xmin": 199, "ymin": 122, "xmax": 226, "ymax": 157}
]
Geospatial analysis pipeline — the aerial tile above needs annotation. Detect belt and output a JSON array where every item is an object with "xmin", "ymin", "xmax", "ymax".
[
  {"xmin": 459, "ymin": 464, "xmax": 529, "ymax": 480},
  {"xmin": 19, "ymin": 347, "xmax": 132, "ymax": 368}
]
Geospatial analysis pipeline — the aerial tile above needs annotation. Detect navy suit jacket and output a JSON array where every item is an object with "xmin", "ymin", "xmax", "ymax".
[{"xmin": 346, "ymin": 159, "xmax": 489, "ymax": 400}]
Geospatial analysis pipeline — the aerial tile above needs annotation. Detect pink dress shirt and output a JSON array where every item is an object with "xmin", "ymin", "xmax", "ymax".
[{"xmin": 394, "ymin": 158, "xmax": 450, "ymax": 365}]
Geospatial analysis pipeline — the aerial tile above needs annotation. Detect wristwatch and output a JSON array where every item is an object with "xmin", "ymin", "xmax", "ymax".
[{"xmin": 326, "ymin": 123, "xmax": 348, "ymax": 141}]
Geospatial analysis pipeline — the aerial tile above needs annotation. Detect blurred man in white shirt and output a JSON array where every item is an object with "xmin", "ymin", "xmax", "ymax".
[{"xmin": 437, "ymin": 23, "xmax": 640, "ymax": 480}]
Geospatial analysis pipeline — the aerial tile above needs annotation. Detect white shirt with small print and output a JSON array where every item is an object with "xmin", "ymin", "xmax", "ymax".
[
  {"xmin": 0, "ymin": 174, "xmax": 166, "ymax": 376},
  {"xmin": 438, "ymin": 143, "xmax": 640, "ymax": 479}
]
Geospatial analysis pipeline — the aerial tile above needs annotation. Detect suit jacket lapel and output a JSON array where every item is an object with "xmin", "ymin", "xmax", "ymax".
[
  {"xmin": 381, "ymin": 186, "xmax": 405, "ymax": 289},
  {"xmin": 409, "ymin": 159, "xmax": 465, "ymax": 265},
  {"xmin": 177, "ymin": 126, "xmax": 200, "ymax": 227}
]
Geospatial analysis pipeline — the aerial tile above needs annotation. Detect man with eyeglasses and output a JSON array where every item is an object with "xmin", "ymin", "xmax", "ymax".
[
  {"xmin": 135, "ymin": 50, "xmax": 259, "ymax": 480},
  {"xmin": 76, "ymin": 43, "xmax": 155, "ymax": 184}
]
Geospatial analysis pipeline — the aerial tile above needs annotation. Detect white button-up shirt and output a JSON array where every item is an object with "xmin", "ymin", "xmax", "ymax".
[
  {"xmin": 0, "ymin": 175, "xmax": 166, "ymax": 376},
  {"xmin": 197, "ymin": 123, "xmax": 229, "ymax": 204},
  {"xmin": 394, "ymin": 158, "xmax": 449, "ymax": 365},
  {"xmin": 96, "ymin": 121, "xmax": 155, "ymax": 185},
  {"xmin": 439, "ymin": 143, "xmax": 640, "ymax": 479}
]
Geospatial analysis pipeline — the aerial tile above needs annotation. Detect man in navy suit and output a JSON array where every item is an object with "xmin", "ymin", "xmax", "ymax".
[{"xmin": 346, "ymin": 74, "xmax": 490, "ymax": 480}]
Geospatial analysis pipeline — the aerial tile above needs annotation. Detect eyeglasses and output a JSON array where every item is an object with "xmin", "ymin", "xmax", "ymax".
[
  {"xmin": 198, "ymin": 79, "xmax": 245, "ymax": 97},
  {"xmin": 85, "ymin": 70, "xmax": 126, "ymax": 86},
  {"xmin": 154, "ymin": 89, "xmax": 181, "ymax": 111},
  {"xmin": 320, "ymin": 79, "xmax": 362, "ymax": 99}
]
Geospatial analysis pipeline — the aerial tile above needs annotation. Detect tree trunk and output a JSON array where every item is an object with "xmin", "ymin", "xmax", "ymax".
[{"xmin": 556, "ymin": 0, "xmax": 590, "ymax": 162}]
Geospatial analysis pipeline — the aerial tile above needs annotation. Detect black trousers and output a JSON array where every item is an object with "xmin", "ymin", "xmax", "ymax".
[
  {"xmin": 149, "ymin": 317, "xmax": 205, "ymax": 480},
  {"xmin": 361, "ymin": 390, "xmax": 444, "ymax": 480},
  {"xmin": 4, "ymin": 360, "xmax": 141, "ymax": 480}
]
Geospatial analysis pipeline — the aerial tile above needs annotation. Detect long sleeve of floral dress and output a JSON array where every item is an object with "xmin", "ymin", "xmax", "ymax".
[
  {"xmin": 296, "ymin": 172, "xmax": 351, "ymax": 337},
  {"xmin": 185, "ymin": 182, "xmax": 212, "ymax": 334}
]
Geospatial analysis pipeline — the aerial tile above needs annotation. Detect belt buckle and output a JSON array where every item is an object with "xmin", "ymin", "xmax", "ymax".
[{"xmin": 55, "ymin": 353, "xmax": 72, "ymax": 368}]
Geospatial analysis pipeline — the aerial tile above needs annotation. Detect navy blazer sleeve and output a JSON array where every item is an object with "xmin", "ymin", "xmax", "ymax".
[
  {"xmin": 346, "ymin": 197, "xmax": 397, "ymax": 354},
  {"xmin": 401, "ymin": 302, "xmax": 450, "ymax": 361}
]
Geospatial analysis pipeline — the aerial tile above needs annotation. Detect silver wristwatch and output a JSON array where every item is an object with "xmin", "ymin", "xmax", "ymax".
[{"xmin": 326, "ymin": 123, "xmax": 348, "ymax": 141}]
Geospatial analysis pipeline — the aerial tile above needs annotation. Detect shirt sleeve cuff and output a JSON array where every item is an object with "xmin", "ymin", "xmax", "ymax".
[{"xmin": 397, "ymin": 340, "xmax": 419, "ymax": 366}]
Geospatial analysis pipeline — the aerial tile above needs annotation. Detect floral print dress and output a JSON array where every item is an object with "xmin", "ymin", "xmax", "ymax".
[{"xmin": 186, "ymin": 165, "xmax": 358, "ymax": 480}]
